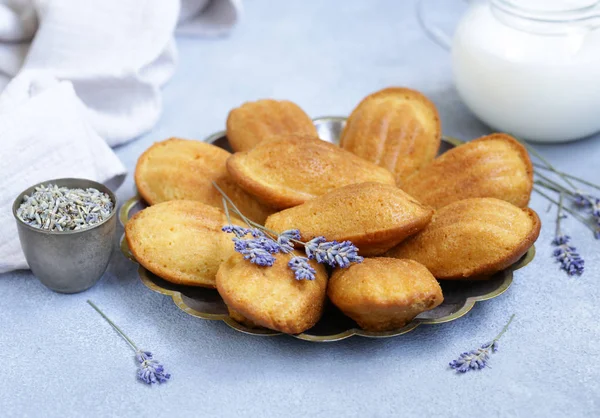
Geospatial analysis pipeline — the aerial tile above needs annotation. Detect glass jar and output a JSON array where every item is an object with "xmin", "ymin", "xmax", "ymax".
[{"xmin": 422, "ymin": 0, "xmax": 600, "ymax": 142}]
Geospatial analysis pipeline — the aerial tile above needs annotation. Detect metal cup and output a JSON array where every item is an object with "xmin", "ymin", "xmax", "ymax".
[{"xmin": 12, "ymin": 178, "xmax": 117, "ymax": 294}]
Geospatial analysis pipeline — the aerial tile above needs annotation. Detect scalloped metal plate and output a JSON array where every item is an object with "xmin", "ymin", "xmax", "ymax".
[{"xmin": 120, "ymin": 116, "xmax": 535, "ymax": 342}]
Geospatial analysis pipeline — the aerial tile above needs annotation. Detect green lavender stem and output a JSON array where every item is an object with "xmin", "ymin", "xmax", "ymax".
[
  {"xmin": 533, "ymin": 163, "xmax": 600, "ymax": 192},
  {"xmin": 533, "ymin": 188, "xmax": 596, "ymax": 233},
  {"xmin": 556, "ymin": 193, "xmax": 564, "ymax": 237},
  {"xmin": 520, "ymin": 142, "xmax": 578, "ymax": 191},
  {"xmin": 534, "ymin": 172, "xmax": 578, "ymax": 197},
  {"xmin": 87, "ymin": 300, "xmax": 139, "ymax": 352},
  {"xmin": 492, "ymin": 314, "xmax": 515, "ymax": 343}
]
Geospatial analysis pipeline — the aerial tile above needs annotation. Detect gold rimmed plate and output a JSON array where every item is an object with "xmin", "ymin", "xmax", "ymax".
[{"xmin": 120, "ymin": 116, "xmax": 535, "ymax": 342}]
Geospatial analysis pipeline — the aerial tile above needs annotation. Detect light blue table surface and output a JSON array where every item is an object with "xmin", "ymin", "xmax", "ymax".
[{"xmin": 2, "ymin": 1, "xmax": 599, "ymax": 417}]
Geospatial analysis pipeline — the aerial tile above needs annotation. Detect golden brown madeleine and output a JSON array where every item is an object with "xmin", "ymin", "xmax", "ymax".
[
  {"xmin": 386, "ymin": 198, "xmax": 541, "ymax": 279},
  {"xmin": 328, "ymin": 258, "xmax": 443, "ymax": 331},
  {"xmin": 227, "ymin": 135, "xmax": 396, "ymax": 209},
  {"xmin": 125, "ymin": 200, "xmax": 241, "ymax": 288},
  {"xmin": 134, "ymin": 138, "xmax": 274, "ymax": 223},
  {"xmin": 216, "ymin": 251, "xmax": 328, "ymax": 334},
  {"xmin": 340, "ymin": 87, "xmax": 441, "ymax": 182},
  {"xmin": 226, "ymin": 99, "xmax": 317, "ymax": 151},
  {"xmin": 265, "ymin": 182, "xmax": 433, "ymax": 256},
  {"xmin": 401, "ymin": 133, "xmax": 534, "ymax": 209}
]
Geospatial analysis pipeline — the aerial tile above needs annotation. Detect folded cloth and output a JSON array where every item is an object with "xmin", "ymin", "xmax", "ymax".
[{"xmin": 0, "ymin": 0, "xmax": 242, "ymax": 273}]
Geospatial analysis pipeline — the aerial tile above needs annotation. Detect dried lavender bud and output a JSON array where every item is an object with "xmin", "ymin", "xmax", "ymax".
[
  {"xmin": 277, "ymin": 229, "xmax": 301, "ymax": 253},
  {"xmin": 552, "ymin": 235, "xmax": 584, "ymax": 276},
  {"xmin": 233, "ymin": 238, "xmax": 276, "ymax": 266},
  {"xmin": 17, "ymin": 184, "xmax": 113, "ymax": 232},
  {"xmin": 136, "ymin": 351, "xmax": 171, "ymax": 384},
  {"xmin": 288, "ymin": 256, "xmax": 316, "ymax": 280},
  {"xmin": 222, "ymin": 225, "xmax": 252, "ymax": 237}
]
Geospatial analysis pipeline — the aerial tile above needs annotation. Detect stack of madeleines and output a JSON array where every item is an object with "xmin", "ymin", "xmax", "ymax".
[{"xmin": 126, "ymin": 87, "xmax": 541, "ymax": 335}]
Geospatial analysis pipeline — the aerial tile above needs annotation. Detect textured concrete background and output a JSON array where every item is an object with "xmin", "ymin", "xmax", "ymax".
[{"xmin": 1, "ymin": 1, "xmax": 599, "ymax": 417}]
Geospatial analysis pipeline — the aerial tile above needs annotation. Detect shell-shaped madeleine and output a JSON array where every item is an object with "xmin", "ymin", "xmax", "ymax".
[
  {"xmin": 401, "ymin": 133, "xmax": 533, "ymax": 209},
  {"xmin": 125, "ymin": 200, "xmax": 242, "ymax": 288},
  {"xmin": 227, "ymin": 135, "xmax": 396, "ymax": 209},
  {"xmin": 328, "ymin": 258, "xmax": 443, "ymax": 331},
  {"xmin": 340, "ymin": 87, "xmax": 441, "ymax": 182},
  {"xmin": 386, "ymin": 198, "xmax": 541, "ymax": 279},
  {"xmin": 134, "ymin": 138, "xmax": 274, "ymax": 223},
  {"xmin": 265, "ymin": 182, "xmax": 433, "ymax": 256},
  {"xmin": 226, "ymin": 99, "xmax": 317, "ymax": 152},
  {"xmin": 216, "ymin": 251, "xmax": 328, "ymax": 334}
]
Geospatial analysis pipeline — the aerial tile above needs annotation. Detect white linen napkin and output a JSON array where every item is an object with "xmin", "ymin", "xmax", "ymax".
[{"xmin": 0, "ymin": 0, "xmax": 242, "ymax": 273}]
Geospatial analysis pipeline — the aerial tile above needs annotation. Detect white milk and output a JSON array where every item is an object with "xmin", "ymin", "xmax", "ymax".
[{"xmin": 451, "ymin": 1, "xmax": 600, "ymax": 142}]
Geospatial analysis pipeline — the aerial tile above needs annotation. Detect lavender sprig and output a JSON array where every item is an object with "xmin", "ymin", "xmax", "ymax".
[
  {"xmin": 449, "ymin": 314, "xmax": 515, "ymax": 373},
  {"xmin": 305, "ymin": 237, "xmax": 362, "ymax": 268},
  {"xmin": 551, "ymin": 193, "xmax": 584, "ymax": 276},
  {"xmin": 213, "ymin": 182, "xmax": 363, "ymax": 280},
  {"xmin": 87, "ymin": 300, "xmax": 170, "ymax": 385}
]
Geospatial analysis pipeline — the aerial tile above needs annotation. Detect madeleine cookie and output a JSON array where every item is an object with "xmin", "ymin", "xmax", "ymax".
[
  {"xmin": 328, "ymin": 258, "xmax": 443, "ymax": 331},
  {"xmin": 340, "ymin": 87, "xmax": 441, "ymax": 183},
  {"xmin": 226, "ymin": 99, "xmax": 317, "ymax": 151},
  {"xmin": 134, "ymin": 138, "xmax": 274, "ymax": 223},
  {"xmin": 227, "ymin": 135, "xmax": 396, "ymax": 209},
  {"xmin": 265, "ymin": 182, "xmax": 433, "ymax": 256},
  {"xmin": 386, "ymin": 198, "xmax": 541, "ymax": 279},
  {"xmin": 216, "ymin": 251, "xmax": 328, "ymax": 334},
  {"xmin": 401, "ymin": 133, "xmax": 533, "ymax": 209},
  {"xmin": 125, "ymin": 200, "xmax": 241, "ymax": 288}
]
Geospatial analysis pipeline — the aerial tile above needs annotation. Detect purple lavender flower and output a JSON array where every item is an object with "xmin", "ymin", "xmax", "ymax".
[
  {"xmin": 574, "ymin": 193, "xmax": 593, "ymax": 208},
  {"xmin": 233, "ymin": 238, "xmax": 276, "ymax": 266},
  {"xmin": 255, "ymin": 236, "xmax": 281, "ymax": 253},
  {"xmin": 449, "ymin": 314, "xmax": 514, "ymax": 374},
  {"xmin": 552, "ymin": 235, "xmax": 584, "ymax": 276},
  {"xmin": 136, "ymin": 351, "xmax": 171, "ymax": 384},
  {"xmin": 481, "ymin": 340, "xmax": 499, "ymax": 353},
  {"xmin": 222, "ymin": 225, "xmax": 252, "ymax": 237},
  {"xmin": 277, "ymin": 229, "xmax": 301, "ymax": 253},
  {"xmin": 305, "ymin": 236, "xmax": 327, "ymax": 256},
  {"xmin": 305, "ymin": 237, "xmax": 363, "ymax": 268},
  {"xmin": 288, "ymin": 256, "xmax": 316, "ymax": 280},
  {"xmin": 449, "ymin": 346, "xmax": 491, "ymax": 373}
]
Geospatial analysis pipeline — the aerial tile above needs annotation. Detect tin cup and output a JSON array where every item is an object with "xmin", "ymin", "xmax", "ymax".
[{"xmin": 12, "ymin": 178, "xmax": 117, "ymax": 293}]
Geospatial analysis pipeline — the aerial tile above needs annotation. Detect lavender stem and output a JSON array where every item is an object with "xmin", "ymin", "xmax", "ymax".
[
  {"xmin": 556, "ymin": 193, "xmax": 564, "ymax": 238},
  {"xmin": 533, "ymin": 163, "xmax": 600, "ymax": 192},
  {"xmin": 492, "ymin": 314, "xmax": 515, "ymax": 343},
  {"xmin": 534, "ymin": 187, "xmax": 596, "ymax": 232},
  {"xmin": 87, "ymin": 300, "xmax": 139, "ymax": 352}
]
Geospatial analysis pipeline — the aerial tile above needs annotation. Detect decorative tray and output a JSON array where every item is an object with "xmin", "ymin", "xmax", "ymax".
[{"xmin": 120, "ymin": 116, "xmax": 535, "ymax": 342}]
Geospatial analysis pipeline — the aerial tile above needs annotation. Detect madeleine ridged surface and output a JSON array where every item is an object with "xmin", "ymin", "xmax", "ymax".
[
  {"xmin": 226, "ymin": 99, "xmax": 317, "ymax": 152},
  {"xmin": 134, "ymin": 138, "xmax": 273, "ymax": 223},
  {"xmin": 386, "ymin": 198, "xmax": 541, "ymax": 279},
  {"xmin": 216, "ymin": 251, "xmax": 328, "ymax": 334},
  {"xmin": 125, "ymin": 200, "xmax": 240, "ymax": 288},
  {"xmin": 340, "ymin": 87, "xmax": 441, "ymax": 182},
  {"xmin": 401, "ymin": 133, "xmax": 533, "ymax": 209},
  {"xmin": 265, "ymin": 182, "xmax": 433, "ymax": 256},
  {"xmin": 227, "ymin": 135, "xmax": 396, "ymax": 209},
  {"xmin": 328, "ymin": 258, "xmax": 443, "ymax": 331}
]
